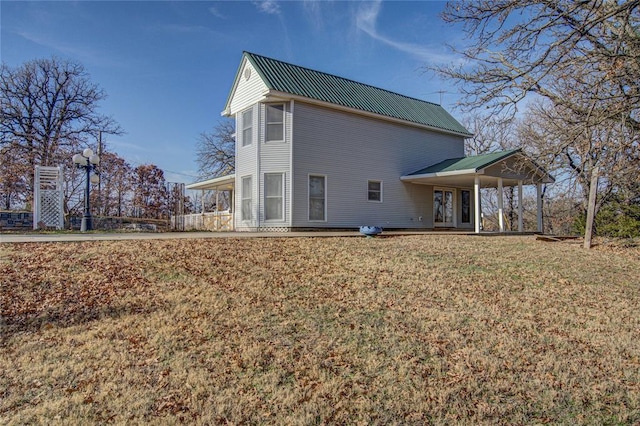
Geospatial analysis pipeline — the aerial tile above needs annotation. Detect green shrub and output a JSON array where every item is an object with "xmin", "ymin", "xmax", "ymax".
[{"xmin": 573, "ymin": 202, "xmax": 640, "ymax": 238}]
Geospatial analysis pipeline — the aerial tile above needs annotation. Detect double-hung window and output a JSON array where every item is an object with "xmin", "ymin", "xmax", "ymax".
[
  {"xmin": 264, "ymin": 173, "xmax": 284, "ymax": 221},
  {"xmin": 265, "ymin": 104, "xmax": 284, "ymax": 142},
  {"xmin": 241, "ymin": 176, "xmax": 252, "ymax": 221},
  {"xmin": 309, "ymin": 175, "xmax": 326, "ymax": 221},
  {"xmin": 368, "ymin": 180, "xmax": 382, "ymax": 202},
  {"xmin": 241, "ymin": 108, "xmax": 253, "ymax": 147}
]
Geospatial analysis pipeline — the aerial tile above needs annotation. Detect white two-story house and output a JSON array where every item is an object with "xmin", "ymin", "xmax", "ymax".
[{"xmin": 187, "ymin": 52, "xmax": 553, "ymax": 232}]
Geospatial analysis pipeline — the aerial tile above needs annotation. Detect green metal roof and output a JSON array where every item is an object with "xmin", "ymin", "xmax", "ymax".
[
  {"xmin": 241, "ymin": 52, "xmax": 472, "ymax": 136},
  {"xmin": 407, "ymin": 149, "xmax": 522, "ymax": 176}
]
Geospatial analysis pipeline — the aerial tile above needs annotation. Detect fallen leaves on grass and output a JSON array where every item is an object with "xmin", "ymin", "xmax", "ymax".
[{"xmin": 1, "ymin": 236, "xmax": 639, "ymax": 424}]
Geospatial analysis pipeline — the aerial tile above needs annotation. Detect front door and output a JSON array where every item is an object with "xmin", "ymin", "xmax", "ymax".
[{"xmin": 434, "ymin": 189, "xmax": 455, "ymax": 227}]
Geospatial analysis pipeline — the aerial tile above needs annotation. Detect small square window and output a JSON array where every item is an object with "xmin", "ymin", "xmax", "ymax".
[{"xmin": 368, "ymin": 180, "xmax": 382, "ymax": 202}]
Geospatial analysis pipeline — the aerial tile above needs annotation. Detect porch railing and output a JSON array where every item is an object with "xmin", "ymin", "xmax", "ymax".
[{"xmin": 171, "ymin": 211, "xmax": 234, "ymax": 231}]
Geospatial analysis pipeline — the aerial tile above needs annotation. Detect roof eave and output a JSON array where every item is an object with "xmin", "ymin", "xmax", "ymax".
[
  {"xmin": 186, "ymin": 174, "xmax": 236, "ymax": 190},
  {"xmin": 401, "ymin": 169, "xmax": 481, "ymax": 181}
]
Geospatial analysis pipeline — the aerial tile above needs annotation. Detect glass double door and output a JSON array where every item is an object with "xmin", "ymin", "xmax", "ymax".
[{"xmin": 434, "ymin": 189, "xmax": 455, "ymax": 227}]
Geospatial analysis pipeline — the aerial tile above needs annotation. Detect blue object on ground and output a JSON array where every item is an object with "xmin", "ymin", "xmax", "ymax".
[{"xmin": 359, "ymin": 226, "xmax": 383, "ymax": 237}]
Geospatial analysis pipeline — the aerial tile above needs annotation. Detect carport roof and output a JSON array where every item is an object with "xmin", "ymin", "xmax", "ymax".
[
  {"xmin": 401, "ymin": 149, "xmax": 554, "ymax": 187},
  {"xmin": 406, "ymin": 149, "xmax": 521, "ymax": 176}
]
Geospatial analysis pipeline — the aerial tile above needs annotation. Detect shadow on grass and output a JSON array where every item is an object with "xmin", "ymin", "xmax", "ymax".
[{"xmin": 1, "ymin": 299, "xmax": 166, "ymax": 341}]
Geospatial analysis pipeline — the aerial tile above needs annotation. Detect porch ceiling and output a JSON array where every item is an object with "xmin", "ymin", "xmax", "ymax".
[{"xmin": 186, "ymin": 174, "xmax": 235, "ymax": 191}]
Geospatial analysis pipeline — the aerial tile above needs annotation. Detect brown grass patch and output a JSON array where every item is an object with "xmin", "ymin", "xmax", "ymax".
[{"xmin": 1, "ymin": 235, "xmax": 639, "ymax": 424}]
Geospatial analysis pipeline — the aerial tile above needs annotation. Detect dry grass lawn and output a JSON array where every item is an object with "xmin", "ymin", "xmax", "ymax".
[{"xmin": 1, "ymin": 235, "xmax": 639, "ymax": 424}]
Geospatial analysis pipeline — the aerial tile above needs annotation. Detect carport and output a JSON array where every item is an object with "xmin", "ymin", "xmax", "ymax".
[{"xmin": 401, "ymin": 149, "xmax": 554, "ymax": 233}]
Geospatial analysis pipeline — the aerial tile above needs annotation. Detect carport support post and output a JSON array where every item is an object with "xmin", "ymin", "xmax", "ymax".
[
  {"xmin": 497, "ymin": 177, "xmax": 504, "ymax": 232},
  {"xmin": 474, "ymin": 176, "xmax": 481, "ymax": 233},
  {"xmin": 517, "ymin": 180, "xmax": 523, "ymax": 232}
]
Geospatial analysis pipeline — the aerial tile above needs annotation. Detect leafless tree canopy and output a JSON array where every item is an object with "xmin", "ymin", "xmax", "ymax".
[
  {"xmin": 437, "ymin": 0, "xmax": 640, "ymax": 216},
  {"xmin": 195, "ymin": 120, "xmax": 235, "ymax": 179},
  {"xmin": 1, "ymin": 57, "xmax": 121, "ymax": 165},
  {"xmin": 1, "ymin": 57, "xmax": 122, "ymax": 208},
  {"xmin": 438, "ymin": 0, "xmax": 640, "ymax": 125}
]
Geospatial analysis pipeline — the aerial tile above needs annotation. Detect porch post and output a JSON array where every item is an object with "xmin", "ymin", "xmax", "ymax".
[
  {"xmin": 201, "ymin": 190, "xmax": 205, "ymax": 214},
  {"xmin": 517, "ymin": 180, "xmax": 523, "ymax": 232},
  {"xmin": 536, "ymin": 183, "xmax": 543, "ymax": 233},
  {"xmin": 497, "ymin": 177, "xmax": 504, "ymax": 232},
  {"xmin": 474, "ymin": 176, "xmax": 481, "ymax": 233}
]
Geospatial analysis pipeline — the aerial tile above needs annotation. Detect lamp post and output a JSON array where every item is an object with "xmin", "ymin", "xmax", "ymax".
[{"xmin": 73, "ymin": 148, "xmax": 100, "ymax": 232}]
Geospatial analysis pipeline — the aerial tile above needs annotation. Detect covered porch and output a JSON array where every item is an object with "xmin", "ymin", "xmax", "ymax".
[
  {"xmin": 401, "ymin": 149, "xmax": 554, "ymax": 234},
  {"xmin": 181, "ymin": 174, "xmax": 235, "ymax": 231}
]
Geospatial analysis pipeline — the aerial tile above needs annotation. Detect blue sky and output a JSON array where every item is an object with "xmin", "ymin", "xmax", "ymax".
[{"xmin": 2, "ymin": 1, "xmax": 467, "ymax": 184}]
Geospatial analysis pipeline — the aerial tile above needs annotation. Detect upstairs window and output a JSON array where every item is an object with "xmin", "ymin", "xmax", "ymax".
[
  {"xmin": 266, "ymin": 104, "xmax": 284, "ymax": 142},
  {"xmin": 368, "ymin": 180, "xmax": 382, "ymax": 202},
  {"xmin": 241, "ymin": 108, "xmax": 253, "ymax": 147}
]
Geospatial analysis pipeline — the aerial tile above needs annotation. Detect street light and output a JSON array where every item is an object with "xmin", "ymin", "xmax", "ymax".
[{"xmin": 73, "ymin": 148, "xmax": 100, "ymax": 231}]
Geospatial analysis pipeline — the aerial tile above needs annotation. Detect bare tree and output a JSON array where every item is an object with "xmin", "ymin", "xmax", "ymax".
[
  {"xmin": 436, "ymin": 0, "xmax": 640, "ymax": 225},
  {"xmin": 437, "ymin": 1, "xmax": 639, "ymax": 123},
  {"xmin": 0, "ymin": 57, "xmax": 121, "ymax": 204},
  {"xmin": 0, "ymin": 142, "xmax": 29, "ymax": 209},
  {"xmin": 132, "ymin": 164, "xmax": 168, "ymax": 219},
  {"xmin": 92, "ymin": 151, "xmax": 133, "ymax": 217},
  {"xmin": 195, "ymin": 119, "xmax": 235, "ymax": 179}
]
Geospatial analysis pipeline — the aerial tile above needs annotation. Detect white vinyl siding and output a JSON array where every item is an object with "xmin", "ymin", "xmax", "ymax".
[
  {"xmin": 264, "ymin": 173, "xmax": 284, "ymax": 221},
  {"xmin": 292, "ymin": 102, "xmax": 464, "ymax": 228},
  {"xmin": 241, "ymin": 176, "xmax": 252, "ymax": 221},
  {"xmin": 241, "ymin": 108, "xmax": 253, "ymax": 146},
  {"xmin": 368, "ymin": 180, "xmax": 382, "ymax": 202},
  {"xmin": 308, "ymin": 175, "xmax": 326, "ymax": 221},
  {"xmin": 265, "ymin": 104, "xmax": 284, "ymax": 142},
  {"xmin": 226, "ymin": 60, "xmax": 269, "ymax": 115}
]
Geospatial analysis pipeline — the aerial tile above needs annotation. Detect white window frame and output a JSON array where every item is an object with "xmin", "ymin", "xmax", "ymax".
[
  {"xmin": 265, "ymin": 103, "xmax": 285, "ymax": 143},
  {"xmin": 433, "ymin": 187, "xmax": 456, "ymax": 227},
  {"xmin": 241, "ymin": 108, "xmax": 253, "ymax": 147},
  {"xmin": 241, "ymin": 175, "xmax": 252, "ymax": 221},
  {"xmin": 264, "ymin": 173, "xmax": 284, "ymax": 221},
  {"xmin": 367, "ymin": 180, "xmax": 383, "ymax": 203},
  {"xmin": 308, "ymin": 174, "xmax": 327, "ymax": 222}
]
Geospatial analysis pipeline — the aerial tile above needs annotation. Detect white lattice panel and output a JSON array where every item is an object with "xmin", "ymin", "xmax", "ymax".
[{"xmin": 34, "ymin": 166, "xmax": 64, "ymax": 230}]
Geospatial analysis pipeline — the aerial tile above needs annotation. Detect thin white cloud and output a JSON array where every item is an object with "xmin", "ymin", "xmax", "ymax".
[
  {"xmin": 208, "ymin": 6, "xmax": 226, "ymax": 19},
  {"xmin": 108, "ymin": 140, "xmax": 146, "ymax": 152},
  {"xmin": 355, "ymin": 0, "xmax": 460, "ymax": 65},
  {"xmin": 14, "ymin": 30, "xmax": 122, "ymax": 68},
  {"xmin": 161, "ymin": 24, "xmax": 214, "ymax": 34},
  {"xmin": 303, "ymin": 0, "xmax": 323, "ymax": 29},
  {"xmin": 253, "ymin": 0, "xmax": 281, "ymax": 15}
]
